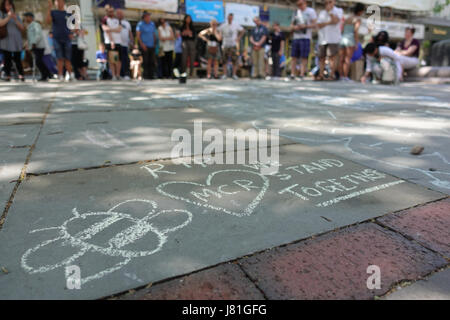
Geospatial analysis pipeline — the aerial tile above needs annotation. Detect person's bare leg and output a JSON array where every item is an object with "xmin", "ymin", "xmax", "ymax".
[
  {"xmin": 214, "ymin": 59, "xmax": 219, "ymax": 77},
  {"xmin": 300, "ymin": 58, "xmax": 308, "ymax": 77},
  {"xmin": 339, "ymin": 48, "xmax": 345, "ymax": 78},
  {"xmin": 64, "ymin": 59, "xmax": 73, "ymax": 74},
  {"xmin": 207, "ymin": 58, "xmax": 212, "ymax": 78},
  {"xmin": 344, "ymin": 47, "xmax": 355, "ymax": 79},
  {"xmin": 291, "ymin": 57, "xmax": 297, "ymax": 77},
  {"xmin": 329, "ymin": 55, "xmax": 337, "ymax": 79},
  {"xmin": 116, "ymin": 61, "xmax": 122, "ymax": 78},
  {"xmin": 57, "ymin": 59, "xmax": 64, "ymax": 76},
  {"xmin": 319, "ymin": 57, "xmax": 325, "ymax": 79},
  {"xmin": 232, "ymin": 61, "xmax": 238, "ymax": 77}
]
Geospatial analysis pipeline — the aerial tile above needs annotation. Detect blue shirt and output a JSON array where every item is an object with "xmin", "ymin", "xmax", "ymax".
[
  {"xmin": 96, "ymin": 50, "xmax": 107, "ymax": 61},
  {"xmin": 136, "ymin": 21, "xmax": 156, "ymax": 48},
  {"xmin": 51, "ymin": 10, "xmax": 71, "ymax": 42},
  {"xmin": 251, "ymin": 25, "xmax": 268, "ymax": 45}
]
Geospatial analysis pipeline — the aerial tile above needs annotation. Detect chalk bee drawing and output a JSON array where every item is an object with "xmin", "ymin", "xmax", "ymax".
[{"xmin": 21, "ymin": 200, "xmax": 192, "ymax": 285}]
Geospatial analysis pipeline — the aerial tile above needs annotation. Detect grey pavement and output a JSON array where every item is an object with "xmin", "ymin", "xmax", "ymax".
[
  {"xmin": 0, "ymin": 79, "xmax": 449, "ymax": 299},
  {"xmin": 385, "ymin": 268, "xmax": 450, "ymax": 300}
]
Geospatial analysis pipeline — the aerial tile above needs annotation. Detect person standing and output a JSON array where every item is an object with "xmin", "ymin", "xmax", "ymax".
[
  {"xmin": 218, "ymin": 13, "xmax": 244, "ymax": 80},
  {"xmin": 270, "ymin": 22, "xmax": 285, "ymax": 78},
  {"xmin": 290, "ymin": 0, "xmax": 317, "ymax": 80},
  {"xmin": 199, "ymin": 19, "xmax": 222, "ymax": 79},
  {"xmin": 136, "ymin": 11, "xmax": 157, "ymax": 80},
  {"xmin": 316, "ymin": 0, "xmax": 343, "ymax": 81},
  {"xmin": 158, "ymin": 18, "xmax": 175, "ymax": 79},
  {"xmin": 46, "ymin": 0, "xmax": 75, "ymax": 82},
  {"xmin": 339, "ymin": 2, "xmax": 364, "ymax": 81},
  {"xmin": 101, "ymin": 6, "xmax": 122, "ymax": 81},
  {"xmin": 173, "ymin": 29, "xmax": 182, "ymax": 74},
  {"xmin": 395, "ymin": 27, "xmax": 420, "ymax": 71},
  {"xmin": 180, "ymin": 15, "xmax": 196, "ymax": 77},
  {"xmin": 24, "ymin": 12, "xmax": 51, "ymax": 82},
  {"xmin": 250, "ymin": 17, "xmax": 268, "ymax": 79},
  {"xmin": 117, "ymin": 9, "xmax": 132, "ymax": 80},
  {"xmin": 0, "ymin": 0, "xmax": 25, "ymax": 82}
]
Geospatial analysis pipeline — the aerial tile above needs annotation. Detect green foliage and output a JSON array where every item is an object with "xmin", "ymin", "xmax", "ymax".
[{"xmin": 433, "ymin": 0, "xmax": 450, "ymax": 13}]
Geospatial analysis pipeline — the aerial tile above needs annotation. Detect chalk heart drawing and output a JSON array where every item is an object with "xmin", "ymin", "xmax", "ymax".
[
  {"xmin": 21, "ymin": 200, "xmax": 192, "ymax": 285},
  {"xmin": 157, "ymin": 169, "xmax": 270, "ymax": 218}
]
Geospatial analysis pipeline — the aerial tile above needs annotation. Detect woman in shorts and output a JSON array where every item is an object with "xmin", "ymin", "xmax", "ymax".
[
  {"xmin": 199, "ymin": 19, "xmax": 222, "ymax": 79},
  {"xmin": 338, "ymin": 2, "xmax": 364, "ymax": 81}
]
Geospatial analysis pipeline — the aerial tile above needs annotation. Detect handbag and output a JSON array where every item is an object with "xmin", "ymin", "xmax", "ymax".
[
  {"xmin": 0, "ymin": 13, "xmax": 7, "ymax": 40},
  {"xmin": 77, "ymin": 35, "xmax": 88, "ymax": 50}
]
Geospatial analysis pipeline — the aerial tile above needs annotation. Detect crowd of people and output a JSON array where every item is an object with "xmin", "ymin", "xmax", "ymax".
[{"xmin": 0, "ymin": 0, "xmax": 422, "ymax": 84}]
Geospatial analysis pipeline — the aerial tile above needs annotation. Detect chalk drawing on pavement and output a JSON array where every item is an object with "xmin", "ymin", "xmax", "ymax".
[{"xmin": 21, "ymin": 199, "xmax": 192, "ymax": 284}]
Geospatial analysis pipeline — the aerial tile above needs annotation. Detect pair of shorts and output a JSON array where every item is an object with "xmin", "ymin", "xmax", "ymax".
[
  {"xmin": 106, "ymin": 43, "xmax": 122, "ymax": 62},
  {"xmin": 206, "ymin": 47, "xmax": 221, "ymax": 61},
  {"xmin": 291, "ymin": 39, "xmax": 310, "ymax": 59},
  {"xmin": 54, "ymin": 39, "xmax": 72, "ymax": 60},
  {"xmin": 318, "ymin": 43, "xmax": 339, "ymax": 58},
  {"xmin": 223, "ymin": 46, "xmax": 238, "ymax": 63}
]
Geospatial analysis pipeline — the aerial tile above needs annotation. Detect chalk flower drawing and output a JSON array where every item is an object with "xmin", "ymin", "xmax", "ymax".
[
  {"xmin": 21, "ymin": 200, "xmax": 192, "ymax": 284},
  {"xmin": 157, "ymin": 169, "xmax": 270, "ymax": 217}
]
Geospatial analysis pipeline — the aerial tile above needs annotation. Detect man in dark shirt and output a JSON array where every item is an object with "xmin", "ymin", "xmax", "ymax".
[
  {"xmin": 46, "ymin": 0, "xmax": 74, "ymax": 81},
  {"xmin": 270, "ymin": 22, "xmax": 285, "ymax": 78}
]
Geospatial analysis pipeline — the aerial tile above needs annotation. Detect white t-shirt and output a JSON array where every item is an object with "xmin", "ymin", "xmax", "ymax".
[
  {"xmin": 104, "ymin": 17, "xmax": 122, "ymax": 45},
  {"xmin": 317, "ymin": 6, "xmax": 343, "ymax": 45},
  {"xmin": 120, "ymin": 20, "xmax": 132, "ymax": 48},
  {"xmin": 218, "ymin": 22, "xmax": 243, "ymax": 48},
  {"xmin": 366, "ymin": 45, "xmax": 403, "ymax": 80},
  {"xmin": 292, "ymin": 7, "xmax": 317, "ymax": 40},
  {"xmin": 158, "ymin": 23, "xmax": 175, "ymax": 52}
]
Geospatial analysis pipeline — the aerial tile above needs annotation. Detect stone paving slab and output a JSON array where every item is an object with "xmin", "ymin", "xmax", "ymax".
[
  {"xmin": 0, "ymin": 148, "xmax": 28, "ymax": 211},
  {"xmin": 378, "ymin": 198, "xmax": 450, "ymax": 258},
  {"xmin": 118, "ymin": 263, "xmax": 264, "ymax": 300},
  {"xmin": 239, "ymin": 223, "xmax": 448, "ymax": 300},
  {"xmin": 0, "ymin": 125, "xmax": 39, "ymax": 148},
  {"xmin": 384, "ymin": 268, "xmax": 450, "ymax": 300},
  {"xmin": 28, "ymin": 108, "xmax": 286, "ymax": 174},
  {"xmin": 0, "ymin": 143, "xmax": 443, "ymax": 299},
  {"xmin": 51, "ymin": 82, "xmax": 189, "ymax": 113},
  {"xmin": 0, "ymin": 83, "xmax": 55, "ymax": 125}
]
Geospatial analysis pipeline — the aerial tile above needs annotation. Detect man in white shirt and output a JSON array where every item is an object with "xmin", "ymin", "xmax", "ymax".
[
  {"xmin": 290, "ymin": 0, "xmax": 317, "ymax": 79},
  {"xmin": 316, "ymin": 0, "xmax": 343, "ymax": 80},
  {"xmin": 218, "ymin": 13, "xmax": 244, "ymax": 79},
  {"xmin": 362, "ymin": 42, "xmax": 403, "ymax": 83},
  {"xmin": 117, "ymin": 9, "xmax": 133, "ymax": 80},
  {"xmin": 101, "ymin": 6, "xmax": 122, "ymax": 80}
]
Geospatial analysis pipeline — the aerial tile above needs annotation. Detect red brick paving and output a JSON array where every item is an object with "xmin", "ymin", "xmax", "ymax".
[
  {"xmin": 119, "ymin": 263, "xmax": 265, "ymax": 300},
  {"xmin": 239, "ymin": 223, "xmax": 447, "ymax": 300},
  {"xmin": 378, "ymin": 198, "xmax": 450, "ymax": 258}
]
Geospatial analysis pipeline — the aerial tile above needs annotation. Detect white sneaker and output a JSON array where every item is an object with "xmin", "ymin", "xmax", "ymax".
[
  {"xmin": 173, "ymin": 68, "xmax": 180, "ymax": 78},
  {"xmin": 123, "ymin": 76, "xmax": 131, "ymax": 81},
  {"xmin": 65, "ymin": 73, "xmax": 70, "ymax": 82},
  {"xmin": 265, "ymin": 76, "xmax": 271, "ymax": 81},
  {"xmin": 232, "ymin": 75, "xmax": 239, "ymax": 80},
  {"xmin": 221, "ymin": 75, "xmax": 228, "ymax": 80},
  {"xmin": 58, "ymin": 75, "xmax": 64, "ymax": 82}
]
